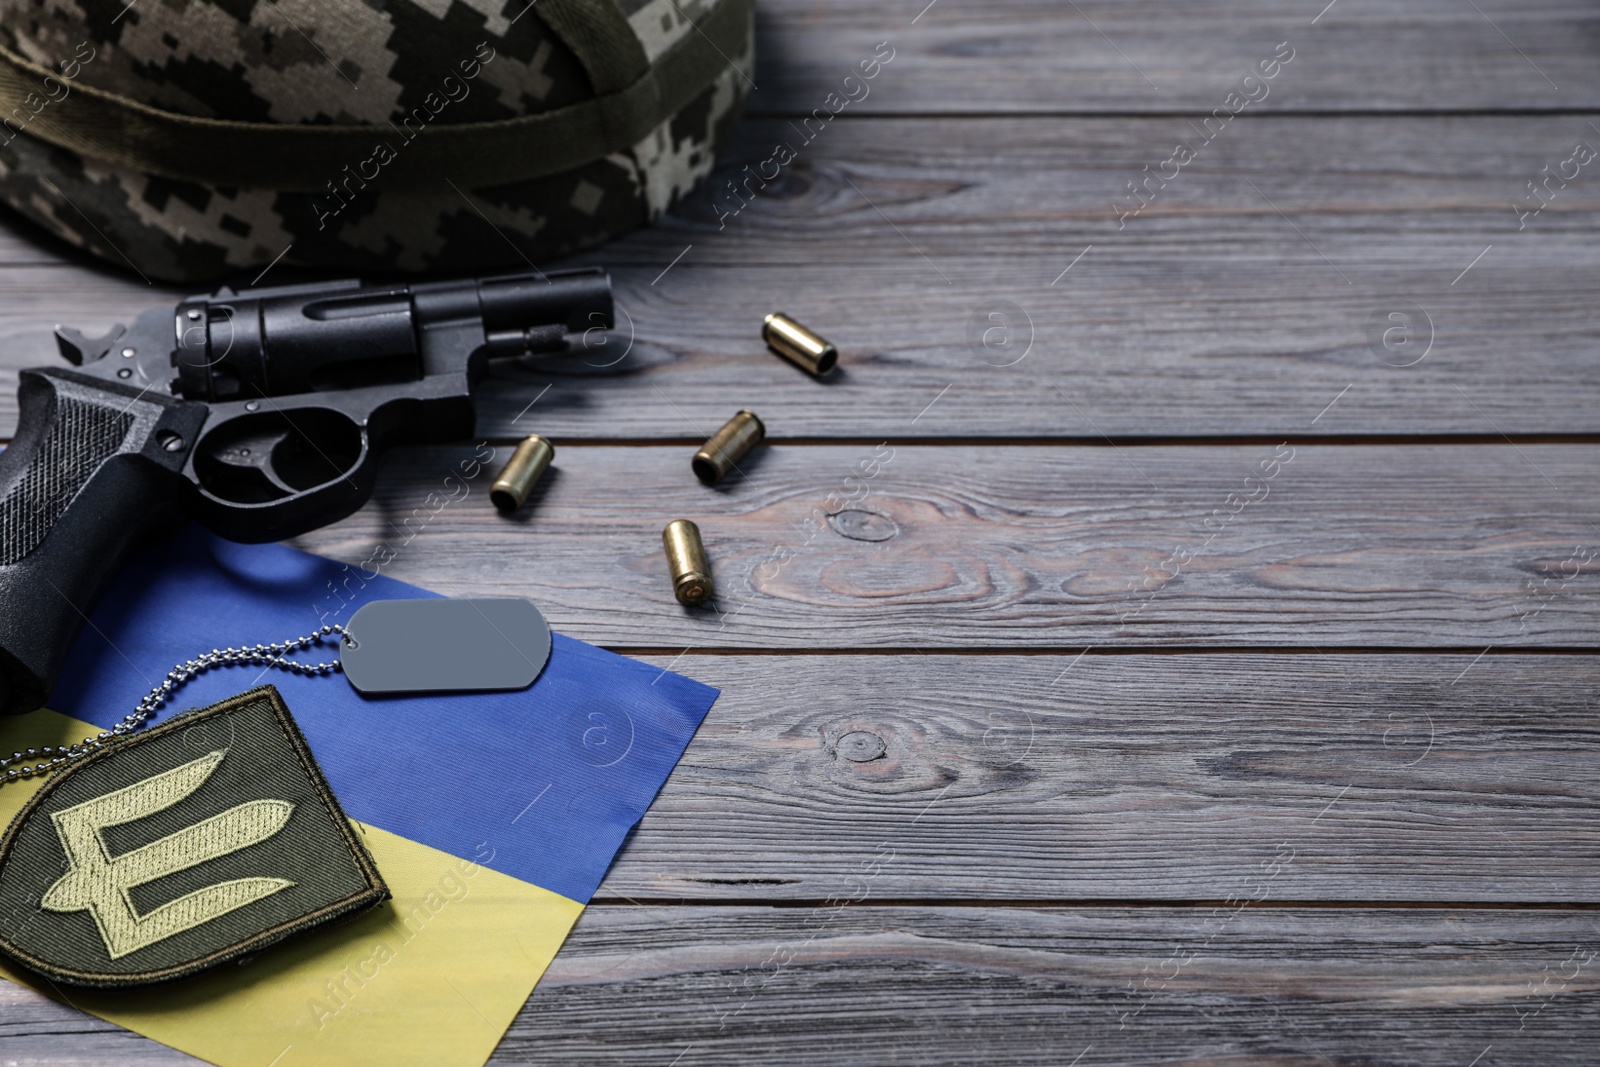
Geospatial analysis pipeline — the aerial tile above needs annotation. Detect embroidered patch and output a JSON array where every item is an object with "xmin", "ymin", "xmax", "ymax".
[{"xmin": 0, "ymin": 686, "xmax": 387, "ymax": 987}]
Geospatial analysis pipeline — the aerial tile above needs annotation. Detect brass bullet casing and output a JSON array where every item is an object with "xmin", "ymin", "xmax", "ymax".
[
  {"xmin": 693, "ymin": 409, "xmax": 765, "ymax": 485},
  {"xmin": 491, "ymin": 435, "xmax": 555, "ymax": 512},
  {"xmin": 763, "ymin": 312, "xmax": 838, "ymax": 377},
  {"xmin": 663, "ymin": 519, "xmax": 714, "ymax": 606}
]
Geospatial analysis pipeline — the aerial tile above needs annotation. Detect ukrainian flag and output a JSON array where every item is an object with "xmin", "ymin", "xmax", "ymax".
[{"xmin": 0, "ymin": 527, "xmax": 717, "ymax": 1067}]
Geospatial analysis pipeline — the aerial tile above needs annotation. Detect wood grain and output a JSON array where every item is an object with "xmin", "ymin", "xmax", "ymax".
[
  {"xmin": 595, "ymin": 652, "xmax": 1600, "ymax": 903},
  {"xmin": 745, "ymin": 0, "xmax": 1600, "ymax": 114},
  {"xmin": 7, "ymin": 905, "xmax": 1599, "ymax": 1065},
  {"xmin": 0, "ymin": 115, "xmax": 1595, "ymax": 437},
  {"xmin": 515, "ymin": 905, "xmax": 1600, "ymax": 1066},
  {"xmin": 289, "ymin": 442, "xmax": 1600, "ymax": 650},
  {"xmin": 0, "ymin": 1, "xmax": 1595, "ymax": 1061}
]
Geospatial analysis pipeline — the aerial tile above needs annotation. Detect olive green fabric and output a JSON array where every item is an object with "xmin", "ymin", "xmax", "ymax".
[
  {"xmin": 0, "ymin": 686, "xmax": 387, "ymax": 987},
  {"xmin": 537, "ymin": 0, "xmax": 652, "ymax": 94},
  {"xmin": 0, "ymin": 0, "xmax": 753, "ymax": 281}
]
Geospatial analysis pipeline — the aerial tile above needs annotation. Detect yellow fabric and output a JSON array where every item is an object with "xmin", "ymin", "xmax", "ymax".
[{"xmin": 0, "ymin": 709, "xmax": 584, "ymax": 1067}]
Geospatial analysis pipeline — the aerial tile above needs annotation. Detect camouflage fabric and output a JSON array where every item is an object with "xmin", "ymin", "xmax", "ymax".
[{"xmin": 0, "ymin": 0, "xmax": 751, "ymax": 281}]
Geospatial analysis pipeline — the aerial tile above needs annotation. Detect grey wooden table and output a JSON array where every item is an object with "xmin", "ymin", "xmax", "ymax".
[{"xmin": 4, "ymin": 1, "xmax": 1600, "ymax": 1063}]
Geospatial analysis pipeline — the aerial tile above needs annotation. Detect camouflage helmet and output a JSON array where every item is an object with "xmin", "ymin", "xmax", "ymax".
[{"xmin": 0, "ymin": 0, "xmax": 753, "ymax": 281}]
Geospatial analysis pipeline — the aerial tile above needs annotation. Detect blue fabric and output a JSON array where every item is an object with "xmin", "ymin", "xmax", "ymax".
[{"xmin": 48, "ymin": 526, "xmax": 717, "ymax": 904}]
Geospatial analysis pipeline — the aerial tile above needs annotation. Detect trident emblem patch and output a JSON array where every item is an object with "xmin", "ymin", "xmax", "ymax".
[{"xmin": 0, "ymin": 687, "xmax": 387, "ymax": 986}]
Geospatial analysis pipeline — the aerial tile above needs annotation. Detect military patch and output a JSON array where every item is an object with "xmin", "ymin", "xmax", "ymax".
[{"xmin": 0, "ymin": 686, "xmax": 387, "ymax": 987}]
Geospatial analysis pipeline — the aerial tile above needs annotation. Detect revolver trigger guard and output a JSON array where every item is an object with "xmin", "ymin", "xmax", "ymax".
[{"xmin": 193, "ymin": 407, "xmax": 366, "ymax": 508}]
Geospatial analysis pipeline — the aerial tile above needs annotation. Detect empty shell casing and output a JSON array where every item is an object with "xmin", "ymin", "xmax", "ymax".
[
  {"xmin": 763, "ymin": 312, "xmax": 838, "ymax": 377},
  {"xmin": 491, "ymin": 435, "xmax": 555, "ymax": 512},
  {"xmin": 693, "ymin": 409, "xmax": 765, "ymax": 485},
  {"xmin": 663, "ymin": 520, "xmax": 713, "ymax": 606}
]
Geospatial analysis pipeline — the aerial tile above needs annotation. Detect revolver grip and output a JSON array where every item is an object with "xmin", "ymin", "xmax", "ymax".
[{"xmin": 0, "ymin": 369, "xmax": 205, "ymax": 715}]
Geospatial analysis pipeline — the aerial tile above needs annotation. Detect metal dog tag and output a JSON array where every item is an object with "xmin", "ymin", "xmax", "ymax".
[{"xmin": 340, "ymin": 598, "xmax": 552, "ymax": 695}]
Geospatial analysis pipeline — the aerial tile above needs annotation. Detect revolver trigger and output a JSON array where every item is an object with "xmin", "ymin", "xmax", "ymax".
[
  {"xmin": 197, "ymin": 426, "xmax": 303, "ymax": 499},
  {"xmin": 54, "ymin": 324, "xmax": 126, "ymax": 366}
]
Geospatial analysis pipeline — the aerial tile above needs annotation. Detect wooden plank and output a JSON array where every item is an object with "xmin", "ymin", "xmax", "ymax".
[
  {"xmin": 748, "ymin": 0, "xmax": 1600, "ymax": 114},
  {"xmin": 6, "ymin": 652, "xmax": 1597, "ymax": 905},
  {"xmin": 290, "ymin": 443, "xmax": 1600, "ymax": 650},
  {"xmin": 6, "ymin": 906, "xmax": 1599, "ymax": 1064},
  {"xmin": 512, "ymin": 905, "xmax": 1600, "ymax": 1065},
  {"xmin": 0, "ymin": 115, "xmax": 1594, "ymax": 436},
  {"xmin": 591, "ymin": 652, "xmax": 1600, "ymax": 903}
]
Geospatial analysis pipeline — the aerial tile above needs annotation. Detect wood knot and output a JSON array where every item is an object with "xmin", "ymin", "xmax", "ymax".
[
  {"xmin": 828, "ymin": 509, "xmax": 899, "ymax": 542},
  {"xmin": 837, "ymin": 731, "xmax": 887, "ymax": 762}
]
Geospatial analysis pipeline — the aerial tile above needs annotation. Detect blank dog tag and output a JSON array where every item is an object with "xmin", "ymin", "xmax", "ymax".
[{"xmin": 341, "ymin": 598, "xmax": 552, "ymax": 695}]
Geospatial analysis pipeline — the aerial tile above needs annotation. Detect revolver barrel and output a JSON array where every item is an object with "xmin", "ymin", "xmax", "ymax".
[{"xmin": 174, "ymin": 268, "xmax": 613, "ymax": 401}]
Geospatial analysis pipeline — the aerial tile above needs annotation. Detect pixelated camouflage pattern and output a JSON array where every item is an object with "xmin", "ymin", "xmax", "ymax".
[{"xmin": 0, "ymin": 0, "xmax": 749, "ymax": 281}]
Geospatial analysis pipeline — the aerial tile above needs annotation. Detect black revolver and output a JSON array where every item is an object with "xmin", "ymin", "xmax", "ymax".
[{"xmin": 0, "ymin": 268, "xmax": 612, "ymax": 715}]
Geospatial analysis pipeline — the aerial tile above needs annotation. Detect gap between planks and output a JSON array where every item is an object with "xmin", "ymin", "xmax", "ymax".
[
  {"xmin": 7, "ymin": 434, "xmax": 1600, "ymax": 449},
  {"xmin": 619, "ymin": 645, "xmax": 1600, "ymax": 657},
  {"xmin": 743, "ymin": 107, "xmax": 1600, "ymax": 120},
  {"xmin": 586, "ymin": 897, "xmax": 1600, "ymax": 911}
]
